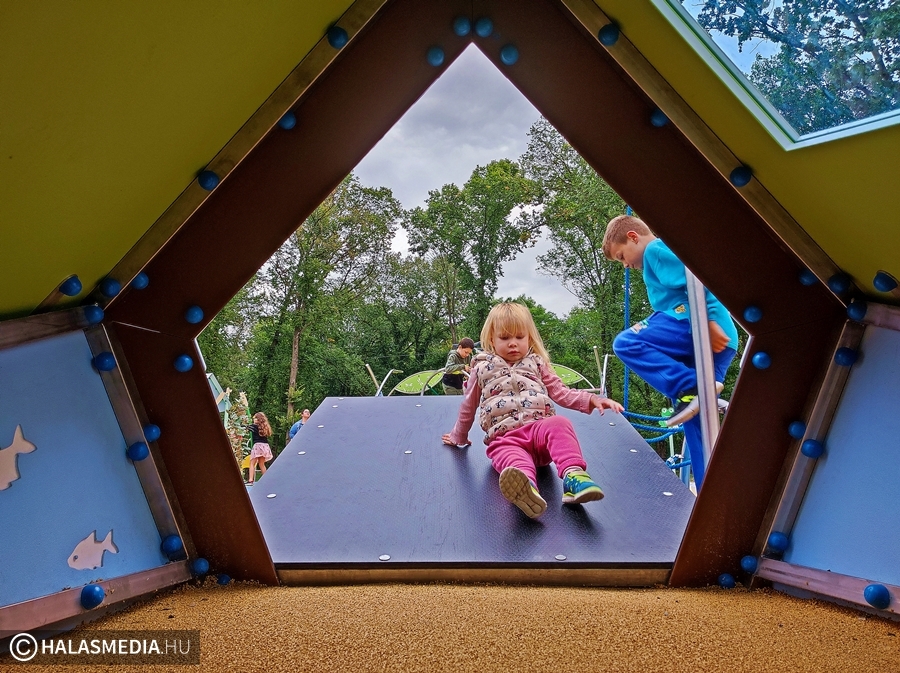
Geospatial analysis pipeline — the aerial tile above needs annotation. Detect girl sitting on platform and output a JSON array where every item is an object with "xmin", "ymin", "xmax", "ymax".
[
  {"xmin": 247, "ymin": 411, "xmax": 273, "ymax": 485},
  {"xmin": 442, "ymin": 302, "xmax": 623, "ymax": 518}
]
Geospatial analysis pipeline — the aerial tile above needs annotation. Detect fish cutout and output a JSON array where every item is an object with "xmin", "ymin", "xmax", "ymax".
[
  {"xmin": 68, "ymin": 530, "xmax": 118, "ymax": 570},
  {"xmin": 0, "ymin": 425, "xmax": 37, "ymax": 490}
]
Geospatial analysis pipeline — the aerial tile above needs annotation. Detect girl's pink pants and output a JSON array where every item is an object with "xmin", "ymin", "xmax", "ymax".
[{"xmin": 485, "ymin": 415, "xmax": 586, "ymax": 485}]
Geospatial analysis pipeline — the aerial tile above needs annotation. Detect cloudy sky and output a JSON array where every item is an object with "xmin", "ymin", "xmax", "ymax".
[{"xmin": 353, "ymin": 45, "xmax": 580, "ymax": 316}]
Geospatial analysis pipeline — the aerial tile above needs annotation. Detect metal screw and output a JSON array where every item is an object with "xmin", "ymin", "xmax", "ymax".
[
  {"xmin": 298, "ymin": 451, "xmax": 306, "ymax": 455},
  {"xmin": 404, "ymin": 451, "xmax": 412, "ymax": 454},
  {"xmin": 555, "ymin": 554, "xmax": 567, "ymax": 561},
  {"xmin": 379, "ymin": 555, "xmax": 390, "ymax": 561},
  {"xmin": 663, "ymin": 492, "xmax": 673, "ymax": 496},
  {"xmin": 267, "ymin": 494, "xmax": 277, "ymax": 499}
]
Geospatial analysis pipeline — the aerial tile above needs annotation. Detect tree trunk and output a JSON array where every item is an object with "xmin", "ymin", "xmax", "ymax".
[{"xmin": 286, "ymin": 326, "xmax": 300, "ymax": 440}]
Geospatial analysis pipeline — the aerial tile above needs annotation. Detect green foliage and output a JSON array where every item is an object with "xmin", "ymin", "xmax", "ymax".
[{"xmin": 685, "ymin": 0, "xmax": 900, "ymax": 134}]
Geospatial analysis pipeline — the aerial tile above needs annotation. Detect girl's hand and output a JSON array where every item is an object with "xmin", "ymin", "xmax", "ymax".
[
  {"xmin": 709, "ymin": 320, "xmax": 729, "ymax": 353},
  {"xmin": 442, "ymin": 433, "xmax": 470, "ymax": 447},
  {"xmin": 590, "ymin": 396, "xmax": 624, "ymax": 415}
]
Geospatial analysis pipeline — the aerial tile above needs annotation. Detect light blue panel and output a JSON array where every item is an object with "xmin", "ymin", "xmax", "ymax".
[
  {"xmin": 785, "ymin": 326, "xmax": 900, "ymax": 585},
  {"xmin": 0, "ymin": 331, "xmax": 169, "ymax": 607}
]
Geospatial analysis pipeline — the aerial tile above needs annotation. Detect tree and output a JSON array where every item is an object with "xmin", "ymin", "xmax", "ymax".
[
  {"xmin": 684, "ymin": 0, "xmax": 900, "ymax": 134},
  {"xmin": 405, "ymin": 159, "xmax": 540, "ymax": 336}
]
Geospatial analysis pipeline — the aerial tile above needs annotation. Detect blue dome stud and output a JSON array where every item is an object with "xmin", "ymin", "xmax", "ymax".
[
  {"xmin": 217, "ymin": 574, "xmax": 232, "ymax": 585},
  {"xmin": 751, "ymin": 351, "xmax": 771, "ymax": 369},
  {"xmin": 60, "ymin": 275, "xmax": 83, "ymax": 296},
  {"xmin": 426, "ymin": 46, "xmax": 445, "ymax": 67},
  {"xmin": 598, "ymin": 23, "xmax": 620, "ymax": 46},
  {"xmin": 80, "ymin": 584, "xmax": 105, "ymax": 610},
  {"xmin": 127, "ymin": 441, "xmax": 150, "ymax": 461},
  {"xmin": 767, "ymin": 531, "xmax": 789, "ymax": 553},
  {"xmin": 198, "ymin": 170, "xmax": 219, "ymax": 191},
  {"xmin": 452, "ymin": 16, "xmax": 471, "ymax": 36},
  {"xmin": 740, "ymin": 555, "xmax": 758, "ymax": 574},
  {"xmin": 84, "ymin": 305, "xmax": 104, "ymax": 325},
  {"xmin": 729, "ymin": 165, "xmax": 752, "ymax": 187},
  {"xmin": 278, "ymin": 111, "xmax": 296, "ymax": 130},
  {"xmin": 143, "ymin": 423, "xmax": 161, "ymax": 442},
  {"xmin": 99, "ymin": 278, "xmax": 121, "ymax": 298},
  {"xmin": 185, "ymin": 305, "xmax": 204, "ymax": 324},
  {"xmin": 800, "ymin": 439, "xmax": 824, "ymax": 459},
  {"xmin": 92, "ymin": 351, "xmax": 116, "ymax": 372},
  {"xmin": 718, "ymin": 573, "xmax": 736, "ymax": 589},
  {"xmin": 474, "ymin": 17, "xmax": 493, "ymax": 37},
  {"xmin": 847, "ymin": 300, "xmax": 867, "ymax": 322},
  {"xmin": 650, "ymin": 108, "xmax": 669, "ymax": 127},
  {"xmin": 327, "ymin": 25, "xmax": 348, "ymax": 49},
  {"xmin": 191, "ymin": 558, "xmax": 210, "ymax": 575},
  {"xmin": 798, "ymin": 269, "xmax": 818, "ymax": 286},
  {"xmin": 161, "ymin": 534, "xmax": 184, "ymax": 559},
  {"xmin": 500, "ymin": 44, "xmax": 519, "ymax": 65},
  {"xmin": 743, "ymin": 305, "xmax": 762, "ymax": 323},
  {"xmin": 834, "ymin": 347, "xmax": 858, "ymax": 367},
  {"xmin": 788, "ymin": 421, "xmax": 806, "ymax": 440},
  {"xmin": 131, "ymin": 272, "xmax": 150, "ymax": 290},
  {"xmin": 174, "ymin": 354, "xmax": 194, "ymax": 372},
  {"xmin": 827, "ymin": 273, "xmax": 851, "ymax": 294},
  {"xmin": 864, "ymin": 584, "xmax": 891, "ymax": 610},
  {"xmin": 873, "ymin": 271, "xmax": 898, "ymax": 293}
]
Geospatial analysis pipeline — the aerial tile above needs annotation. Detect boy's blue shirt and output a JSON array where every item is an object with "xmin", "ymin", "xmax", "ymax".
[{"xmin": 641, "ymin": 239, "xmax": 739, "ymax": 349}]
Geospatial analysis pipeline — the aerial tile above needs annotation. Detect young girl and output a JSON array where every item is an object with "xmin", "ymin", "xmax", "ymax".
[
  {"xmin": 442, "ymin": 303, "xmax": 623, "ymax": 518},
  {"xmin": 247, "ymin": 412, "xmax": 273, "ymax": 485}
]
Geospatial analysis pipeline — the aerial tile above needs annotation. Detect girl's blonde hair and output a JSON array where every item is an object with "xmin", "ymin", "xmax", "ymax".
[
  {"xmin": 480, "ymin": 302, "xmax": 550, "ymax": 361},
  {"xmin": 253, "ymin": 412, "xmax": 272, "ymax": 437}
]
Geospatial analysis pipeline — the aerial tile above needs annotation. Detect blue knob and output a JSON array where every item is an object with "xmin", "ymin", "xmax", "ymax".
[
  {"xmin": 799, "ymin": 269, "xmax": 818, "ymax": 286},
  {"xmin": 327, "ymin": 25, "xmax": 348, "ymax": 49},
  {"xmin": 800, "ymin": 439, "xmax": 824, "ymax": 459},
  {"xmin": 827, "ymin": 273, "xmax": 851, "ymax": 294},
  {"xmin": 99, "ymin": 278, "xmax": 121, "ymax": 298},
  {"xmin": 718, "ymin": 573, "xmax": 736, "ymax": 589},
  {"xmin": 743, "ymin": 305, "xmax": 762, "ymax": 323},
  {"xmin": 143, "ymin": 423, "xmax": 161, "ymax": 442},
  {"xmin": 873, "ymin": 271, "xmax": 898, "ymax": 293},
  {"xmin": 834, "ymin": 347, "xmax": 857, "ymax": 367},
  {"xmin": 191, "ymin": 558, "xmax": 210, "ymax": 575},
  {"xmin": 846, "ymin": 300, "xmax": 867, "ymax": 321},
  {"xmin": 426, "ymin": 46, "xmax": 445, "ymax": 67},
  {"xmin": 767, "ymin": 531, "xmax": 789, "ymax": 553},
  {"xmin": 84, "ymin": 305, "xmax": 104, "ymax": 325},
  {"xmin": 198, "ymin": 170, "xmax": 219, "ymax": 191},
  {"xmin": 60, "ymin": 275, "xmax": 82, "ymax": 296},
  {"xmin": 787, "ymin": 421, "xmax": 806, "ymax": 440},
  {"xmin": 185, "ymin": 305, "xmax": 204, "ymax": 324},
  {"xmin": 278, "ymin": 111, "xmax": 296, "ymax": 130},
  {"xmin": 864, "ymin": 583, "xmax": 891, "ymax": 610},
  {"xmin": 474, "ymin": 17, "xmax": 493, "ymax": 37},
  {"xmin": 500, "ymin": 44, "xmax": 519, "ymax": 65},
  {"xmin": 131, "ymin": 272, "xmax": 150, "ymax": 290},
  {"xmin": 751, "ymin": 351, "xmax": 771, "ymax": 369},
  {"xmin": 161, "ymin": 534, "xmax": 183, "ymax": 558},
  {"xmin": 740, "ymin": 555, "xmax": 758, "ymax": 573},
  {"xmin": 650, "ymin": 108, "xmax": 669, "ymax": 127},
  {"xmin": 92, "ymin": 352, "xmax": 116, "ymax": 372},
  {"xmin": 174, "ymin": 354, "xmax": 194, "ymax": 372},
  {"xmin": 127, "ymin": 441, "xmax": 150, "ymax": 461},
  {"xmin": 452, "ymin": 16, "xmax": 471, "ymax": 36},
  {"xmin": 80, "ymin": 584, "xmax": 105, "ymax": 610},
  {"xmin": 217, "ymin": 574, "xmax": 231, "ymax": 585},
  {"xmin": 729, "ymin": 165, "xmax": 752, "ymax": 187}
]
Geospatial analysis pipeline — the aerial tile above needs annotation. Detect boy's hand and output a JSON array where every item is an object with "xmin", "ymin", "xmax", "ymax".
[
  {"xmin": 590, "ymin": 396, "xmax": 624, "ymax": 415},
  {"xmin": 442, "ymin": 433, "xmax": 470, "ymax": 447},
  {"xmin": 709, "ymin": 321, "xmax": 729, "ymax": 353}
]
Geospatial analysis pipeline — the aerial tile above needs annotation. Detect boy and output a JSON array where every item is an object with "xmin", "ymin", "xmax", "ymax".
[
  {"xmin": 602, "ymin": 215, "xmax": 738, "ymax": 489},
  {"xmin": 442, "ymin": 338, "xmax": 475, "ymax": 395}
]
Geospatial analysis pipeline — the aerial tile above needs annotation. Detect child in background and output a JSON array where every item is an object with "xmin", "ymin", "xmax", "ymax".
[
  {"xmin": 442, "ymin": 302, "xmax": 623, "ymax": 519},
  {"xmin": 247, "ymin": 411, "xmax": 273, "ymax": 485},
  {"xmin": 602, "ymin": 214, "xmax": 738, "ymax": 489}
]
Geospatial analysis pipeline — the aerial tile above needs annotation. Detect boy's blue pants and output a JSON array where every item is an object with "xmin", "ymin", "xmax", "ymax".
[{"xmin": 613, "ymin": 312, "xmax": 736, "ymax": 489}]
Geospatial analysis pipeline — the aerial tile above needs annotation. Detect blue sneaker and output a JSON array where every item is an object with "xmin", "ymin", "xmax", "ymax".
[
  {"xmin": 499, "ymin": 467, "xmax": 547, "ymax": 518},
  {"xmin": 562, "ymin": 470, "xmax": 604, "ymax": 504}
]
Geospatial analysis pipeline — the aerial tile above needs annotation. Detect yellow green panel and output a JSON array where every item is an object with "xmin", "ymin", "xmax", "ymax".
[
  {"xmin": 0, "ymin": 1, "xmax": 353, "ymax": 317},
  {"xmin": 598, "ymin": 0, "xmax": 900, "ymax": 295}
]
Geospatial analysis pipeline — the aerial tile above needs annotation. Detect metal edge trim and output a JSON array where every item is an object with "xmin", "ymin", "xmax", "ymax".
[
  {"xmin": 0, "ymin": 308, "xmax": 90, "ymax": 352},
  {"xmin": 0, "ymin": 563, "xmax": 190, "ymax": 633},
  {"xmin": 757, "ymin": 558, "xmax": 898, "ymax": 616}
]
